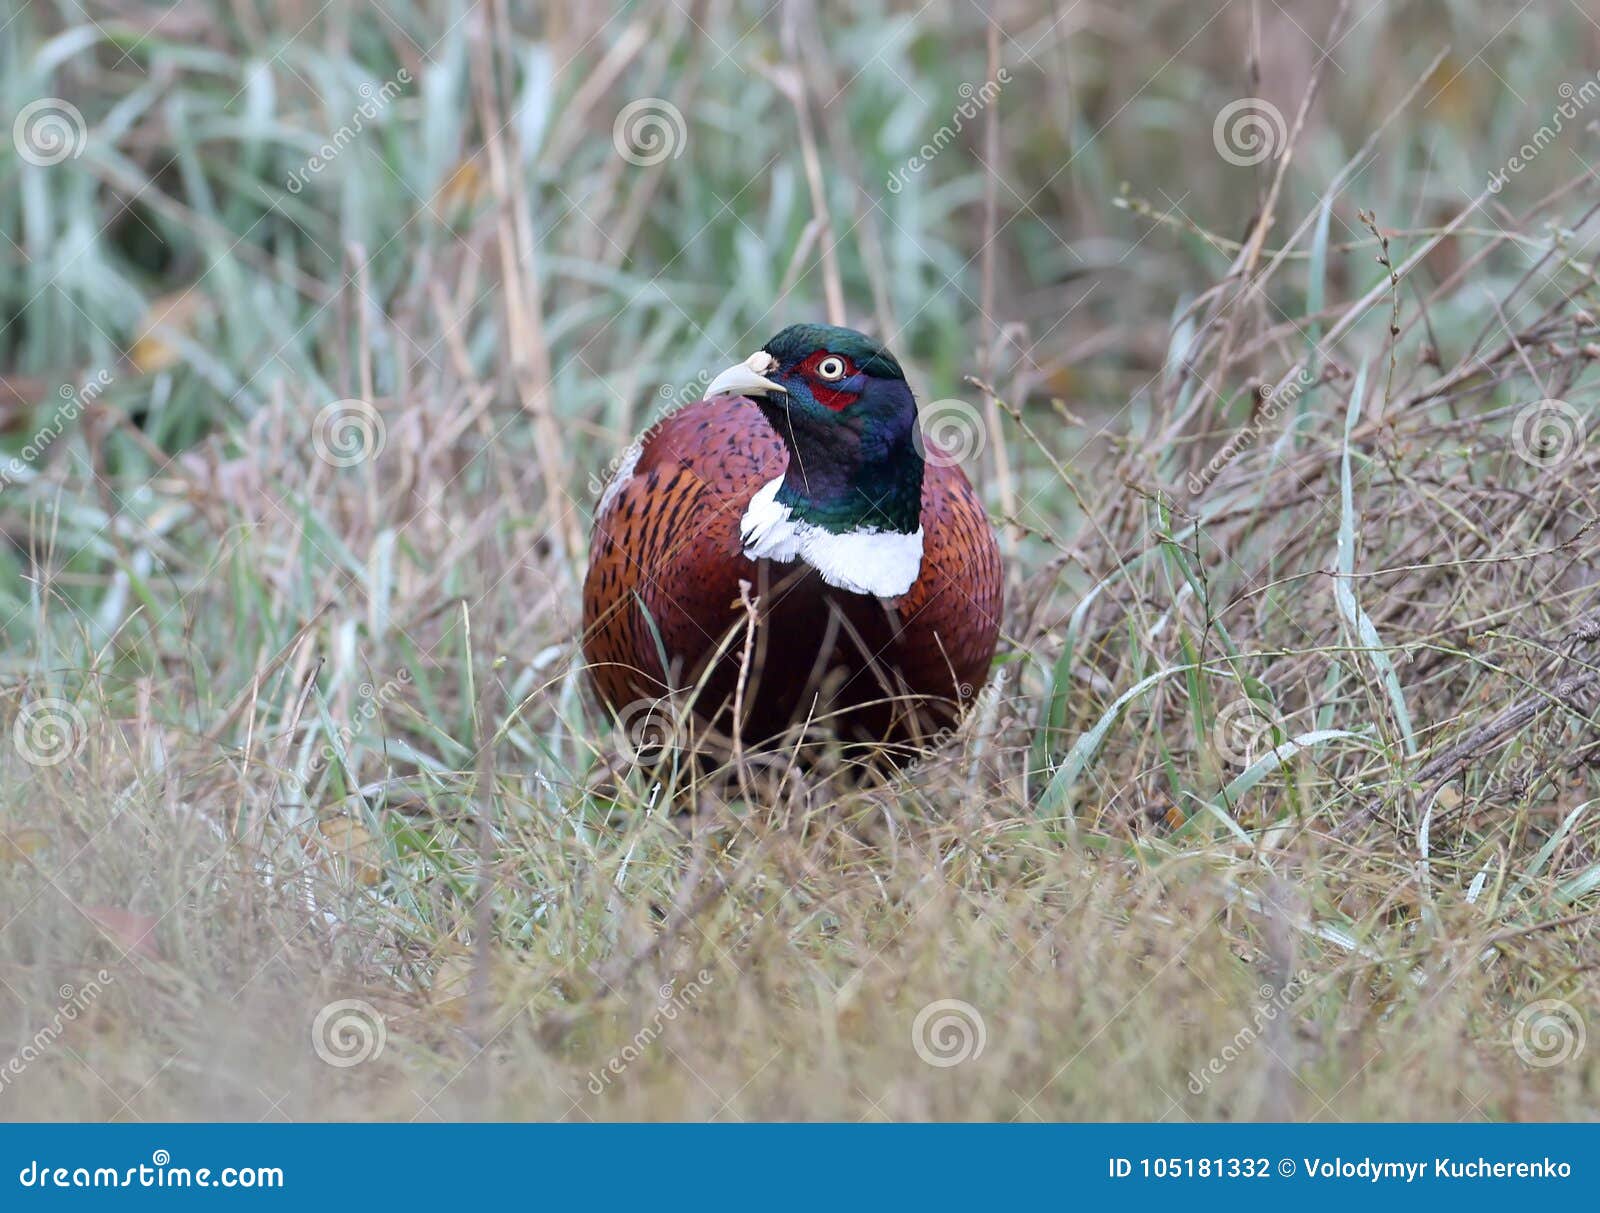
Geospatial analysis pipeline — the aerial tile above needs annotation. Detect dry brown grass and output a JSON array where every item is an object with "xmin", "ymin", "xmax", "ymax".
[{"xmin": 2, "ymin": 0, "xmax": 1599, "ymax": 1122}]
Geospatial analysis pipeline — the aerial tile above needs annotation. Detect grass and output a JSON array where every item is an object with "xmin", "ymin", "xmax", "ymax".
[{"xmin": 0, "ymin": 0, "xmax": 1598, "ymax": 1120}]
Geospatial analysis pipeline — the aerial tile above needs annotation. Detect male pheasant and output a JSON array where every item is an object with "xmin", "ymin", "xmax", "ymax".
[{"xmin": 582, "ymin": 324, "xmax": 1001, "ymax": 759}]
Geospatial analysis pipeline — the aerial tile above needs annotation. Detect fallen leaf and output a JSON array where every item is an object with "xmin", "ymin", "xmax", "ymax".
[
  {"xmin": 130, "ymin": 290, "xmax": 205, "ymax": 374},
  {"xmin": 82, "ymin": 905, "xmax": 162, "ymax": 960},
  {"xmin": 0, "ymin": 827, "xmax": 50, "ymax": 864},
  {"xmin": 430, "ymin": 953, "xmax": 474, "ymax": 1021},
  {"xmin": 435, "ymin": 157, "xmax": 487, "ymax": 215},
  {"xmin": 312, "ymin": 816, "xmax": 384, "ymax": 887}
]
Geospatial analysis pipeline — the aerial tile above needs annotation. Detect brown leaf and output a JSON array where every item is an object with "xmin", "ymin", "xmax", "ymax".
[
  {"xmin": 130, "ymin": 290, "xmax": 205, "ymax": 374},
  {"xmin": 82, "ymin": 905, "xmax": 162, "ymax": 960},
  {"xmin": 0, "ymin": 827, "xmax": 50, "ymax": 864},
  {"xmin": 311, "ymin": 816, "xmax": 385, "ymax": 887}
]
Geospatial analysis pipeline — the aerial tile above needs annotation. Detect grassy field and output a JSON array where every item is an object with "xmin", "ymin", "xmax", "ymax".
[{"xmin": 1, "ymin": 0, "xmax": 1598, "ymax": 1120}]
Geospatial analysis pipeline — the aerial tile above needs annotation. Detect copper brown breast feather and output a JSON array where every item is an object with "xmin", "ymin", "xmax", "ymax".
[{"xmin": 582, "ymin": 324, "xmax": 1001, "ymax": 757}]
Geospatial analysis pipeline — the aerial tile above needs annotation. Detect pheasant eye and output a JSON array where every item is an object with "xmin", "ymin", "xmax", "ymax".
[{"xmin": 815, "ymin": 355, "xmax": 847, "ymax": 381}]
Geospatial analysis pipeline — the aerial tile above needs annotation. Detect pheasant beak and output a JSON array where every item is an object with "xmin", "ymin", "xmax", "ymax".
[{"xmin": 705, "ymin": 351, "xmax": 786, "ymax": 401}]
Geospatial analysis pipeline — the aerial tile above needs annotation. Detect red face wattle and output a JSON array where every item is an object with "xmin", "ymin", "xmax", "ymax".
[
  {"xmin": 792, "ymin": 349, "xmax": 862, "ymax": 412},
  {"xmin": 699, "ymin": 323, "xmax": 926, "ymax": 537}
]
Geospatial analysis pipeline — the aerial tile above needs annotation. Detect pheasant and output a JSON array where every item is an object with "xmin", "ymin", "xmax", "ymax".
[{"xmin": 581, "ymin": 323, "xmax": 1001, "ymax": 760}]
